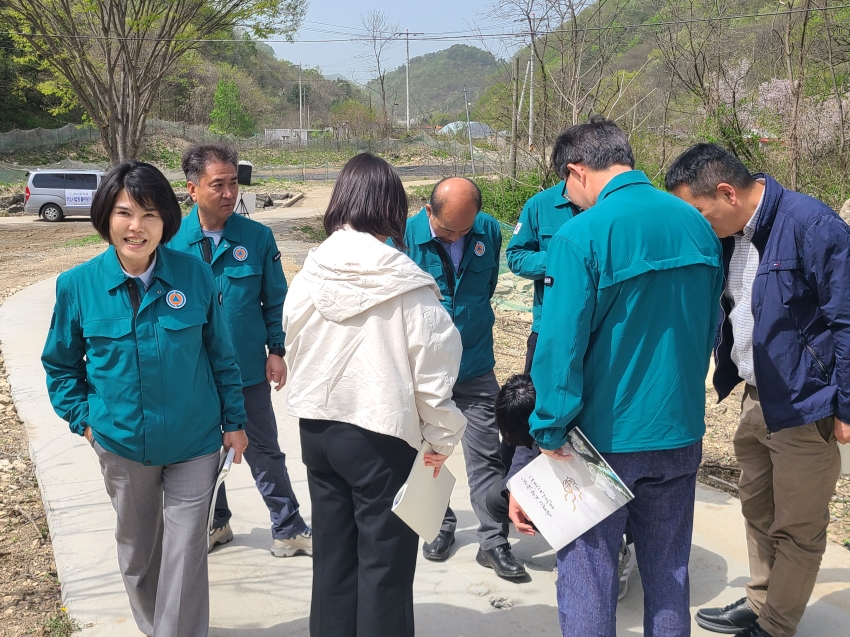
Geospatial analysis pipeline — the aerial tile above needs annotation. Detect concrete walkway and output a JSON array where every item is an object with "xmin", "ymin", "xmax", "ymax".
[{"xmin": 2, "ymin": 276, "xmax": 850, "ymax": 635}]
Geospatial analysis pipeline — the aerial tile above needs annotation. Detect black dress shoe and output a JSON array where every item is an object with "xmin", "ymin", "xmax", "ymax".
[
  {"xmin": 422, "ymin": 530, "xmax": 455, "ymax": 561},
  {"xmin": 695, "ymin": 597, "xmax": 758, "ymax": 634},
  {"xmin": 475, "ymin": 544, "xmax": 527, "ymax": 579},
  {"xmin": 734, "ymin": 623, "xmax": 773, "ymax": 637}
]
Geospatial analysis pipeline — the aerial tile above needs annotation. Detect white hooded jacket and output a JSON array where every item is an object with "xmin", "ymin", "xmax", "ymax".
[{"xmin": 282, "ymin": 227, "xmax": 467, "ymax": 456}]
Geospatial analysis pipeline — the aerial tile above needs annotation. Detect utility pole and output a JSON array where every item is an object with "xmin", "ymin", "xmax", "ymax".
[
  {"xmin": 298, "ymin": 63, "xmax": 303, "ymax": 143},
  {"xmin": 393, "ymin": 30, "xmax": 423, "ymax": 132},
  {"xmin": 406, "ymin": 29, "xmax": 410, "ymax": 132},
  {"xmin": 528, "ymin": 12, "xmax": 535, "ymax": 152},
  {"xmin": 463, "ymin": 84, "xmax": 475, "ymax": 176},
  {"xmin": 510, "ymin": 57, "xmax": 519, "ymax": 180}
]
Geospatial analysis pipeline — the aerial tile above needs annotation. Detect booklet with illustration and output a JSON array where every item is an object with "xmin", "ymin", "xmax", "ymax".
[
  {"xmin": 391, "ymin": 443, "xmax": 456, "ymax": 544},
  {"xmin": 507, "ymin": 428, "xmax": 634, "ymax": 552}
]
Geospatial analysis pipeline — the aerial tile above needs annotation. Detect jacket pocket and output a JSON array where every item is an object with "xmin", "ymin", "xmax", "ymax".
[
  {"xmin": 158, "ymin": 311, "xmax": 208, "ymax": 331},
  {"xmin": 83, "ymin": 318, "xmax": 133, "ymax": 339}
]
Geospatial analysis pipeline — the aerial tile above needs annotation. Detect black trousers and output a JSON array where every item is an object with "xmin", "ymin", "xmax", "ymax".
[{"xmin": 300, "ymin": 419, "xmax": 419, "ymax": 637}]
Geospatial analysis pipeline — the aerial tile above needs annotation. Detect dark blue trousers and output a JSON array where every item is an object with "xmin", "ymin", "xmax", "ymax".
[
  {"xmin": 214, "ymin": 381, "xmax": 307, "ymax": 539},
  {"xmin": 557, "ymin": 441, "xmax": 702, "ymax": 637}
]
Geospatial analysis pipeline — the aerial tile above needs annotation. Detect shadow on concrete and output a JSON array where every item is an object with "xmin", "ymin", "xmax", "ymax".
[{"xmin": 211, "ymin": 603, "xmax": 561, "ymax": 637}]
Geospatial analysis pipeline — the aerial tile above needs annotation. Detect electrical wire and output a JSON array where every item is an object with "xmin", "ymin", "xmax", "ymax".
[{"xmin": 2, "ymin": 4, "xmax": 849, "ymax": 44}]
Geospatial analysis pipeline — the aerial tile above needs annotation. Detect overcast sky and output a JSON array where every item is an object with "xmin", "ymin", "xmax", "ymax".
[{"xmin": 269, "ymin": 0, "xmax": 517, "ymax": 83}]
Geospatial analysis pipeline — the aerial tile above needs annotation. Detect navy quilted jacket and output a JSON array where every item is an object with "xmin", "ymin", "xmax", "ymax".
[{"xmin": 714, "ymin": 174, "xmax": 850, "ymax": 432}]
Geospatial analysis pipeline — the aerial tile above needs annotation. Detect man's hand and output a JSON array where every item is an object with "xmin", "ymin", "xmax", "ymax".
[
  {"xmin": 83, "ymin": 426, "xmax": 93, "ymax": 444},
  {"xmin": 424, "ymin": 452, "xmax": 449, "ymax": 478},
  {"xmin": 835, "ymin": 417, "xmax": 850, "ymax": 444},
  {"xmin": 539, "ymin": 447, "xmax": 573, "ymax": 461},
  {"xmin": 223, "ymin": 430, "xmax": 249, "ymax": 464},
  {"xmin": 266, "ymin": 354, "xmax": 287, "ymax": 391},
  {"xmin": 508, "ymin": 493, "xmax": 536, "ymax": 536}
]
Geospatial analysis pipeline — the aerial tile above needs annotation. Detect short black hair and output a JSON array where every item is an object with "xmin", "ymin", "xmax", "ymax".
[
  {"xmin": 323, "ymin": 153, "xmax": 408, "ymax": 248},
  {"xmin": 495, "ymin": 374, "xmax": 536, "ymax": 448},
  {"xmin": 182, "ymin": 143, "xmax": 239, "ymax": 184},
  {"xmin": 552, "ymin": 115, "xmax": 635, "ymax": 172},
  {"xmin": 90, "ymin": 161, "xmax": 182, "ymax": 244},
  {"xmin": 665, "ymin": 143, "xmax": 756, "ymax": 197},
  {"xmin": 429, "ymin": 177, "xmax": 482, "ymax": 217}
]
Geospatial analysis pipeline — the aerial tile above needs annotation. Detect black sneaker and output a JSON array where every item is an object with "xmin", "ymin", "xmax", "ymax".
[
  {"xmin": 733, "ymin": 623, "xmax": 773, "ymax": 637},
  {"xmin": 695, "ymin": 597, "xmax": 758, "ymax": 634},
  {"xmin": 422, "ymin": 530, "xmax": 455, "ymax": 561},
  {"xmin": 475, "ymin": 544, "xmax": 527, "ymax": 579}
]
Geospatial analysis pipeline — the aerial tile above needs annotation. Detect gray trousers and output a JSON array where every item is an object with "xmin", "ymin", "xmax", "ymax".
[
  {"xmin": 94, "ymin": 441, "xmax": 219, "ymax": 637},
  {"xmin": 440, "ymin": 370, "xmax": 509, "ymax": 550}
]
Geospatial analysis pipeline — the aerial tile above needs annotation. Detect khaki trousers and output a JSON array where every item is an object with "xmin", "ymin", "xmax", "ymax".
[{"xmin": 734, "ymin": 385, "xmax": 841, "ymax": 637}]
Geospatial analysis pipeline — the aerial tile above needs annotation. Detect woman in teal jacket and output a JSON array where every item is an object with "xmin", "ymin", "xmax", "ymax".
[{"xmin": 42, "ymin": 161, "xmax": 248, "ymax": 637}]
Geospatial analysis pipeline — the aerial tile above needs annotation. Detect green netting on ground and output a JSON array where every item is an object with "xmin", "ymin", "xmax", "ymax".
[{"xmin": 493, "ymin": 221, "xmax": 532, "ymax": 313}]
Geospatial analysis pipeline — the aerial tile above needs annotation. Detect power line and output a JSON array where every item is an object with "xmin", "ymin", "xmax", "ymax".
[{"xmin": 3, "ymin": 4, "xmax": 849, "ymax": 44}]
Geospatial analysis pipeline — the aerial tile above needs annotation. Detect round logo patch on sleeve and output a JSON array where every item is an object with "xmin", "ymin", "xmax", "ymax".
[
  {"xmin": 166, "ymin": 290, "xmax": 186, "ymax": 309},
  {"xmin": 474, "ymin": 241, "xmax": 486, "ymax": 256},
  {"xmin": 233, "ymin": 246, "xmax": 248, "ymax": 261}
]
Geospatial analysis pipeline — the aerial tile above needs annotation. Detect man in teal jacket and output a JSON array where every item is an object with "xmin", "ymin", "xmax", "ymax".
[
  {"xmin": 168, "ymin": 144, "xmax": 311, "ymax": 558},
  {"xmin": 394, "ymin": 177, "xmax": 526, "ymax": 579},
  {"xmin": 506, "ymin": 152, "xmax": 580, "ymax": 373},
  {"xmin": 519, "ymin": 118, "xmax": 722, "ymax": 636}
]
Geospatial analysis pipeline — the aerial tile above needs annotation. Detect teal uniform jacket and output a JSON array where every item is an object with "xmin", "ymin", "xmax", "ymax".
[
  {"xmin": 529, "ymin": 171, "xmax": 723, "ymax": 454},
  {"xmin": 395, "ymin": 208, "xmax": 502, "ymax": 384},
  {"xmin": 42, "ymin": 245, "xmax": 247, "ymax": 467},
  {"xmin": 506, "ymin": 181, "xmax": 580, "ymax": 332},
  {"xmin": 168, "ymin": 208, "xmax": 287, "ymax": 387}
]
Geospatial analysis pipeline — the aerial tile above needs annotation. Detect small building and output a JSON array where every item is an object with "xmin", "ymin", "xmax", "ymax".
[
  {"xmin": 264, "ymin": 129, "xmax": 308, "ymax": 143},
  {"xmin": 437, "ymin": 121, "xmax": 495, "ymax": 139}
]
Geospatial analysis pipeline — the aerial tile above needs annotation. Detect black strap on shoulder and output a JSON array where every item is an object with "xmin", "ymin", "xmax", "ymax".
[
  {"xmin": 433, "ymin": 241, "xmax": 456, "ymax": 300},
  {"xmin": 125, "ymin": 279, "xmax": 141, "ymax": 317},
  {"xmin": 200, "ymin": 238, "xmax": 213, "ymax": 264}
]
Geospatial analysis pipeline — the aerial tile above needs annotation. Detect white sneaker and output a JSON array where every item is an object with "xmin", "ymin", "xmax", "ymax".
[
  {"xmin": 617, "ymin": 539, "xmax": 635, "ymax": 601},
  {"xmin": 208, "ymin": 522, "xmax": 233, "ymax": 552},
  {"xmin": 271, "ymin": 528, "xmax": 313, "ymax": 557}
]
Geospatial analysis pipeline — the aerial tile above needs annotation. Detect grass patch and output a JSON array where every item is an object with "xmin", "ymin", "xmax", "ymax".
[
  {"xmin": 41, "ymin": 610, "xmax": 79, "ymax": 637},
  {"xmin": 61, "ymin": 234, "xmax": 102, "ymax": 248},
  {"xmin": 295, "ymin": 220, "xmax": 327, "ymax": 242}
]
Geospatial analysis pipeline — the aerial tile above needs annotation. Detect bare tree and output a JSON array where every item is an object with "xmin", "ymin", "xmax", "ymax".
[
  {"xmin": 6, "ymin": 0, "xmax": 307, "ymax": 164},
  {"xmin": 772, "ymin": 0, "xmax": 815, "ymax": 189},
  {"xmin": 361, "ymin": 10, "xmax": 398, "ymax": 124}
]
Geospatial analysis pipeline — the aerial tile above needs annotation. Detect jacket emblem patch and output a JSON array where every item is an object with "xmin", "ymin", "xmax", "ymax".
[
  {"xmin": 166, "ymin": 290, "xmax": 187, "ymax": 309},
  {"xmin": 474, "ymin": 241, "xmax": 486, "ymax": 256},
  {"xmin": 233, "ymin": 246, "xmax": 248, "ymax": 261}
]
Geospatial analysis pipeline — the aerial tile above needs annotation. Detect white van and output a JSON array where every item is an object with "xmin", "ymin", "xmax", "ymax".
[{"xmin": 24, "ymin": 169, "xmax": 105, "ymax": 222}]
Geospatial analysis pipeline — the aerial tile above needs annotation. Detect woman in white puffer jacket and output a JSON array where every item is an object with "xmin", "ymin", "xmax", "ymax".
[{"xmin": 282, "ymin": 153, "xmax": 467, "ymax": 637}]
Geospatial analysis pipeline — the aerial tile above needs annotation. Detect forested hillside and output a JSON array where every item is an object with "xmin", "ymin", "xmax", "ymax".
[{"xmin": 367, "ymin": 44, "xmax": 500, "ymax": 125}]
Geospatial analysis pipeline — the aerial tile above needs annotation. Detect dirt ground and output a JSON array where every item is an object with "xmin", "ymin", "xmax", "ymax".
[{"xmin": 0, "ymin": 201, "xmax": 848, "ymax": 636}]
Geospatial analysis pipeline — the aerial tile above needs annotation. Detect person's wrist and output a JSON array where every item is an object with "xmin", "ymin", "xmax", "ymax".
[{"xmin": 268, "ymin": 347, "xmax": 285, "ymax": 357}]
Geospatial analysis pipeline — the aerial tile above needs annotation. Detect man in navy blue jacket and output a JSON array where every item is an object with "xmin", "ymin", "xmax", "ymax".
[{"xmin": 666, "ymin": 144, "xmax": 849, "ymax": 637}]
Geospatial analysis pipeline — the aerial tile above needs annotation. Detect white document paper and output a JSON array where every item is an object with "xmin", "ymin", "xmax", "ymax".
[
  {"xmin": 840, "ymin": 442, "xmax": 850, "ymax": 475},
  {"xmin": 207, "ymin": 447, "xmax": 236, "ymax": 535},
  {"xmin": 391, "ymin": 444, "xmax": 456, "ymax": 543},
  {"xmin": 507, "ymin": 428, "xmax": 634, "ymax": 552}
]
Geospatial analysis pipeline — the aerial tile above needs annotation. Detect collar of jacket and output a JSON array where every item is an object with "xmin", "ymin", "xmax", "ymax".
[
  {"xmin": 748, "ymin": 174, "xmax": 781, "ymax": 253},
  {"xmin": 595, "ymin": 170, "xmax": 653, "ymax": 204},
  {"xmin": 553, "ymin": 180, "xmax": 573, "ymax": 208},
  {"xmin": 410, "ymin": 206, "xmax": 487, "ymax": 245},
  {"xmin": 184, "ymin": 204, "xmax": 244, "ymax": 245},
  {"xmin": 102, "ymin": 245, "xmax": 175, "ymax": 291}
]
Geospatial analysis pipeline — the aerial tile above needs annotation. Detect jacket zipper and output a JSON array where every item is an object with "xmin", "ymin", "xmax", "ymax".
[{"xmin": 803, "ymin": 340, "xmax": 828, "ymax": 379}]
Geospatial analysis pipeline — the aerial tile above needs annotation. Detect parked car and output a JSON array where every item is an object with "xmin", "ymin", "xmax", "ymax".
[{"xmin": 24, "ymin": 169, "xmax": 105, "ymax": 222}]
